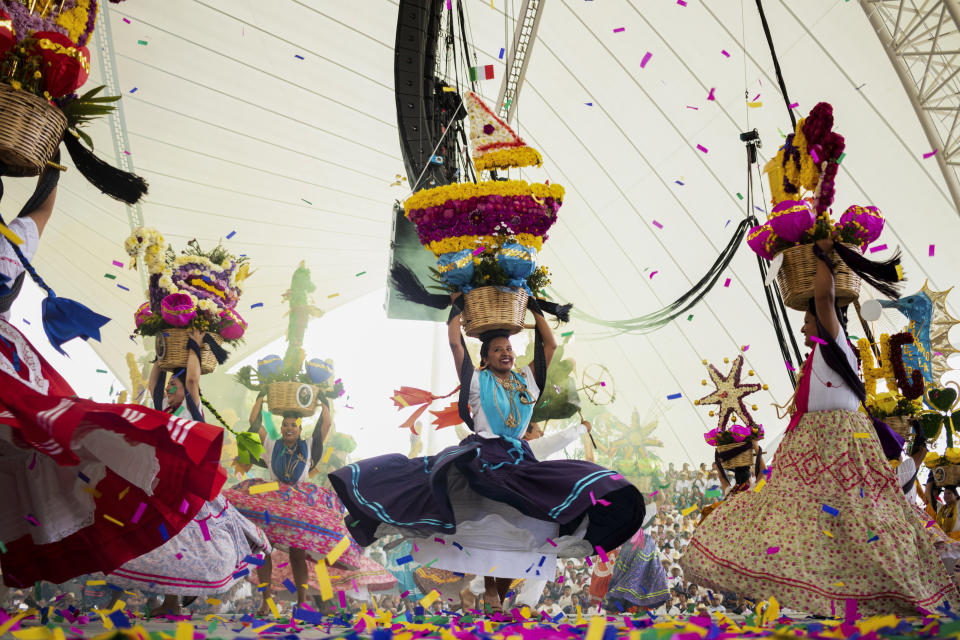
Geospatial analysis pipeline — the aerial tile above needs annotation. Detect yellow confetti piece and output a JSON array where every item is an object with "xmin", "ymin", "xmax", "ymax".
[
  {"xmin": 419, "ymin": 589, "xmax": 440, "ymax": 608},
  {"xmin": 629, "ymin": 632, "xmax": 640, "ymax": 640},
  {"xmin": 823, "ymin": 530, "xmax": 834, "ymax": 538},
  {"xmin": 0, "ymin": 223, "xmax": 24, "ymax": 246},
  {"xmin": 747, "ymin": 101, "xmax": 763, "ymax": 108},
  {"xmin": 52, "ymin": 627, "xmax": 65, "ymax": 640},
  {"xmin": 83, "ymin": 487, "xmax": 102, "ymax": 498},
  {"xmin": 206, "ymin": 598, "xmax": 221, "ymax": 606},
  {"xmin": 315, "ymin": 558, "xmax": 333, "ymax": 600},
  {"xmin": 853, "ymin": 432, "xmax": 870, "ymax": 438},
  {"xmin": 86, "ymin": 580, "xmax": 106, "ymax": 585},
  {"xmin": 832, "ymin": 581, "xmax": 845, "ymax": 587},
  {"xmin": 327, "ymin": 293, "xmax": 340, "ymax": 299},
  {"xmin": 754, "ymin": 478, "xmax": 766, "ymax": 493},
  {"xmin": 322, "ymin": 446, "xmax": 334, "ymax": 464},
  {"xmin": 488, "ymin": 565, "xmax": 497, "ymax": 572},
  {"xmin": 585, "ymin": 616, "xmax": 606, "ymax": 640},
  {"xmin": 249, "ymin": 481, "xmax": 280, "ymax": 495},
  {"xmin": 118, "ymin": 487, "xmax": 130, "ymax": 500},
  {"xmin": 266, "ymin": 597, "xmax": 280, "ymax": 619},
  {"xmin": 103, "ymin": 514, "xmax": 124, "ymax": 526},
  {"xmin": 12, "ymin": 628, "xmax": 52, "ymax": 640},
  {"xmin": 124, "ymin": 591, "xmax": 137, "ymax": 596},
  {"xmin": 575, "ymin": 605, "xmax": 585, "ymax": 624},
  {"xmin": 175, "ymin": 622, "xmax": 193, "ymax": 640},
  {"xmin": 326, "ymin": 536, "xmax": 351, "ymax": 564},
  {"xmin": 251, "ymin": 623, "xmax": 274, "ymax": 634},
  {"xmin": 680, "ymin": 505, "xmax": 698, "ymax": 516},
  {"xmin": 442, "ymin": 86, "xmax": 457, "ymax": 92},
  {"xmin": 109, "ymin": 599, "xmax": 126, "ymax": 613}
]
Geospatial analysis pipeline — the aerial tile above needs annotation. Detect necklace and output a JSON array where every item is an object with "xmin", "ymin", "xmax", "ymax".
[
  {"xmin": 491, "ymin": 372, "xmax": 534, "ymax": 429},
  {"xmin": 809, "ymin": 366, "xmax": 843, "ymax": 389},
  {"xmin": 280, "ymin": 442, "xmax": 306, "ymax": 482}
]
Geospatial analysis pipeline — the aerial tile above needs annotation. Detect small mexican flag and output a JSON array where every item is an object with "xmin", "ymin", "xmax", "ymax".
[{"xmin": 469, "ymin": 64, "xmax": 495, "ymax": 81}]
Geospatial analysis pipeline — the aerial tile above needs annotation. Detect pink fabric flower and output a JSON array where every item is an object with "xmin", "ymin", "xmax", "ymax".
[
  {"xmin": 746, "ymin": 224, "xmax": 778, "ymax": 261},
  {"xmin": 729, "ymin": 424, "xmax": 752, "ymax": 442},
  {"xmin": 768, "ymin": 200, "xmax": 815, "ymax": 243},
  {"xmin": 218, "ymin": 308, "xmax": 247, "ymax": 340},
  {"xmin": 839, "ymin": 205, "xmax": 884, "ymax": 249},
  {"xmin": 704, "ymin": 428, "xmax": 719, "ymax": 446},
  {"xmin": 133, "ymin": 301, "xmax": 152, "ymax": 329},
  {"xmin": 160, "ymin": 293, "xmax": 196, "ymax": 327}
]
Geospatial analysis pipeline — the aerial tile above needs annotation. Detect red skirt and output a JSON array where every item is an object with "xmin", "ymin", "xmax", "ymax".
[{"xmin": 0, "ymin": 320, "xmax": 226, "ymax": 586}]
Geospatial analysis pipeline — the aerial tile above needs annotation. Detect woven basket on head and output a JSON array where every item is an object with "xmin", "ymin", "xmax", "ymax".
[
  {"xmin": 933, "ymin": 464, "xmax": 960, "ymax": 488},
  {"xmin": 0, "ymin": 82, "xmax": 67, "ymax": 177},
  {"xmin": 461, "ymin": 286, "xmax": 528, "ymax": 338},
  {"xmin": 775, "ymin": 243, "xmax": 861, "ymax": 311},
  {"xmin": 716, "ymin": 442, "xmax": 754, "ymax": 470},
  {"xmin": 156, "ymin": 328, "xmax": 221, "ymax": 375},
  {"xmin": 884, "ymin": 415, "xmax": 914, "ymax": 441},
  {"xmin": 267, "ymin": 381, "xmax": 320, "ymax": 417}
]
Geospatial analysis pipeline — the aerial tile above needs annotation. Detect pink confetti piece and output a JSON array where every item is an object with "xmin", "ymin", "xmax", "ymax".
[
  {"xmin": 696, "ymin": 144, "xmax": 709, "ymax": 153},
  {"xmin": 686, "ymin": 105, "xmax": 698, "ymax": 110},
  {"xmin": 640, "ymin": 52, "xmax": 652, "ymax": 68},
  {"xmin": 611, "ymin": 474, "xmax": 624, "ymax": 480},
  {"xmin": 785, "ymin": 360, "xmax": 796, "ymax": 372},
  {"xmin": 199, "ymin": 519, "xmax": 211, "ymax": 541},
  {"xmin": 766, "ymin": 546, "xmax": 780, "ymax": 554},
  {"xmin": 400, "ymin": 590, "xmax": 410, "ymax": 598},
  {"xmin": 27, "ymin": 452, "xmax": 36, "ymax": 470},
  {"xmin": 122, "ymin": 17, "xmax": 131, "ymax": 23},
  {"xmin": 723, "ymin": 277, "xmax": 731, "ymax": 287},
  {"xmin": 352, "ymin": 579, "xmax": 359, "ymax": 593},
  {"xmin": 595, "ymin": 546, "xmax": 609, "ymax": 562},
  {"xmin": 809, "ymin": 147, "xmax": 821, "ymax": 164},
  {"xmin": 929, "ymin": 244, "xmax": 936, "ymax": 257},
  {"xmin": 649, "ymin": 271, "xmax": 658, "ymax": 279},
  {"xmin": 412, "ymin": 542, "xmax": 419, "ymax": 552},
  {"xmin": 789, "ymin": 102, "xmax": 799, "ymax": 109},
  {"xmin": 650, "ymin": 490, "xmax": 658, "ymax": 496},
  {"xmin": 869, "ymin": 243, "xmax": 888, "ymax": 253},
  {"xmin": 810, "ymin": 336, "xmax": 827, "ymax": 345},
  {"xmin": 707, "ymin": 87, "xmax": 716, "ymax": 101},
  {"xmin": 175, "ymin": 553, "xmax": 183, "ymax": 560},
  {"xmin": 556, "ymin": 576, "xmax": 564, "ymax": 584},
  {"xmin": 546, "ymin": 537, "xmax": 558, "ymax": 547},
  {"xmin": 338, "ymin": 591, "xmax": 347, "ymax": 609},
  {"xmin": 131, "ymin": 502, "xmax": 147, "ymax": 523},
  {"xmin": 589, "ymin": 491, "xmax": 596, "ymax": 505},
  {"xmin": 584, "ymin": 556, "xmax": 593, "ymax": 567},
  {"xmin": 25, "ymin": 514, "xmax": 39, "ymax": 526},
  {"xmin": 597, "ymin": 499, "xmax": 611, "ymax": 506},
  {"xmin": 652, "ymin": 220, "xmax": 663, "ymax": 229},
  {"xmin": 434, "ymin": 537, "xmax": 446, "ymax": 544},
  {"xmin": 180, "ymin": 499, "xmax": 189, "ymax": 514},
  {"xmin": 613, "ymin": 27, "xmax": 626, "ymax": 33},
  {"xmin": 721, "ymin": 50, "xmax": 730, "ymax": 58},
  {"xmin": 277, "ymin": 561, "xmax": 289, "ymax": 569},
  {"xmin": 111, "ymin": 260, "xmax": 124, "ymax": 268},
  {"xmin": 123, "ymin": 150, "xmax": 131, "ymax": 155},
  {"xmin": 677, "ymin": 0, "xmax": 687, "ymax": 5},
  {"xmin": 752, "ymin": 93, "xmax": 760, "ymax": 101},
  {"xmin": 742, "ymin": 345, "xmax": 749, "ymax": 351},
  {"xmin": 923, "ymin": 148, "xmax": 938, "ymax": 159}
]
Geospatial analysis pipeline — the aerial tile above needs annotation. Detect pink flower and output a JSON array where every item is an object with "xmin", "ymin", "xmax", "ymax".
[
  {"xmin": 729, "ymin": 424, "xmax": 752, "ymax": 442},
  {"xmin": 160, "ymin": 293, "xmax": 196, "ymax": 327},
  {"xmin": 704, "ymin": 428, "xmax": 719, "ymax": 446}
]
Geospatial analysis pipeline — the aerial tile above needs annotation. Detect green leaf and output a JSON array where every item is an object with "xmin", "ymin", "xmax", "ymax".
[{"xmin": 71, "ymin": 128, "xmax": 94, "ymax": 151}]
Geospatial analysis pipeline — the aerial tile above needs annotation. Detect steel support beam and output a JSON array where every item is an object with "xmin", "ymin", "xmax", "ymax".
[{"xmin": 496, "ymin": 0, "xmax": 545, "ymax": 123}]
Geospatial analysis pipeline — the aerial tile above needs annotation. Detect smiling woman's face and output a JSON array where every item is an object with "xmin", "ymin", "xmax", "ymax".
[
  {"xmin": 484, "ymin": 337, "xmax": 514, "ymax": 374},
  {"xmin": 281, "ymin": 415, "xmax": 301, "ymax": 443}
]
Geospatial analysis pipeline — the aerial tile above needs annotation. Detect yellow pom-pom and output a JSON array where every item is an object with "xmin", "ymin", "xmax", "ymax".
[
  {"xmin": 762, "ymin": 384, "xmax": 769, "ymax": 390},
  {"xmin": 708, "ymin": 411, "xmax": 715, "ymax": 417},
  {"xmin": 748, "ymin": 370, "xmax": 755, "ymax": 376},
  {"xmin": 701, "ymin": 380, "xmax": 707, "ymax": 386},
  {"xmin": 925, "ymin": 451, "xmax": 941, "ymax": 469}
]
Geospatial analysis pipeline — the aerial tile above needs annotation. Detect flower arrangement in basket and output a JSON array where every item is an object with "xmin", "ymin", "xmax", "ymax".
[
  {"xmin": 401, "ymin": 91, "xmax": 562, "ymax": 337},
  {"xmin": 0, "ymin": 0, "xmax": 147, "ymax": 203},
  {"xmin": 919, "ymin": 384, "xmax": 960, "ymax": 487},
  {"xmin": 694, "ymin": 355, "xmax": 766, "ymax": 470},
  {"xmin": 745, "ymin": 102, "xmax": 903, "ymax": 310},
  {"xmin": 124, "ymin": 227, "xmax": 252, "ymax": 374},
  {"xmin": 857, "ymin": 332, "xmax": 925, "ymax": 440},
  {"xmin": 235, "ymin": 355, "xmax": 344, "ymax": 417}
]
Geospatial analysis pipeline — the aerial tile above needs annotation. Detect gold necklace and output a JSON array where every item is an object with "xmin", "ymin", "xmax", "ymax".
[
  {"xmin": 491, "ymin": 372, "xmax": 534, "ymax": 429},
  {"xmin": 280, "ymin": 442, "xmax": 306, "ymax": 482}
]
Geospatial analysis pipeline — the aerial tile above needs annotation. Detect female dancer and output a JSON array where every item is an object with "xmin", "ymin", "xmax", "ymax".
[
  {"xmin": 225, "ymin": 393, "xmax": 362, "ymax": 613},
  {"xmin": 104, "ymin": 330, "xmax": 271, "ymax": 616},
  {"xmin": 329, "ymin": 295, "xmax": 644, "ymax": 611},
  {"xmin": 680, "ymin": 238, "xmax": 960, "ymax": 615}
]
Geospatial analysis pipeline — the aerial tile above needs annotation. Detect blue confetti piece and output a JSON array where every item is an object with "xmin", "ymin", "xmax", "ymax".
[
  {"xmin": 108, "ymin": 609, "xmax": 131, "ymax": 628},
  {"xmin": 395, "ymin": 554, "xmax": 413, "ymax": 565},
  {"xmin": 860, "ymin": 487, "xmax": 864, "ymax": 498},
  {"xmin": 243, "ymin": 554, "xmax": 265, "ymax": 566},
  {"xmin": 499, "ymin": 47, "xmax": 504, "ymax": 59},
  {"xmin": 129, "ymin": 87, "xmax": 137, "ymax": 94},
  {"xmin": 294, "ymin": 54, "xmax": 304, "ymax": 60},
  {"xmin": 106, "ymin": 584, "xmax": 124, "ymax": 592},
  {"xmin": 538, "ymin": 555, "xmax": 546, "ymax": 566},
  {"xmin": 821, "ymin": 504, "xmax": 839, "ymax": 517},
  {"xmin": 250, "ymin": 302, "xmax": 263, "ymax": 309},
  {"xmin": 667, "ymin": 392, "xmax": 682, "ymax": 400},
  {"xmin": 117, "ymin": 284, "xmax": 130, "ymax": 291},
  {"xmin": 78, "ymin": 472, "xmax": 90, "ymax": 483},
  {"xmin": 159, "ymin": 523, "xmax": 169, "ymax": 541},
  {"xmin": 22, "ymin": 319, "xmax": 29, "ymax": 325},
  {"xmin": 226, "ymin": 230, "xmax": 236, "ymax": 239},
  {"xmin": 675, "ymin": 180, "xmax": 684, "ymax": 185},
  {"xmin": 725, "ymin": 219, "xmax": 731, "ymax": 227},
  {"xmin": 866, "ymin": 535, "xmax": 879, "ymax": 543},
  {"xmin": 232, "ymin": 568, "xmax": 250, "ymax": 579},
  {"xmin": 294, "ymin": 607, "xmax": 324, "ymax": 624},
  {"xmin": 283, "ymin": 578, "xmax": 297, "ymax": 594},
  {"xmin": 451, "ymin": 541, "xmax": 463, "ymax": 551},
  {"xmin": 264, "ymin": 510, "xmax": 270, "ymax": 525}
]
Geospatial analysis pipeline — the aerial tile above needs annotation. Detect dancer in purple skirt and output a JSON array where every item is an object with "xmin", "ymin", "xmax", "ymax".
[{"xmin": 329, "ymin": 293, "xmax": 644, "ymax": 612}]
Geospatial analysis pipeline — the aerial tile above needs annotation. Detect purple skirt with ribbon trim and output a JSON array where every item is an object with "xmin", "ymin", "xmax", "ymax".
[{"xmin": 328, "ymin": 434, "xmax": 644, "ymax": 552}]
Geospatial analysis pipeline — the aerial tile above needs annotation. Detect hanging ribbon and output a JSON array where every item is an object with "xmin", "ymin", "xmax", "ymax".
[{"xmin": 392, "ymin": 385, "xmax": 460, "ymax": 434}]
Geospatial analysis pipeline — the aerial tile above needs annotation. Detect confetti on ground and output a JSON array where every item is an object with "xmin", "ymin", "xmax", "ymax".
[
  {"xmin": 869, "ymin": 243, "xmax": 888, "ymax": 253},
  {"xmin": 667, "ymin": 392, "xmax": 682, "ymax": 400},
  {"xmin": 687, "ymin": 314, "xmax": 694, "ymax": 321},
  {"xmin": 696, "ymin": 144, "xmax": 709, "ymax": 153},
  {"xmin": 924, "ymin": 148, "xmax": 938, "ymax": 159},
  {"xmin": 585, "ymin": 102, "xmax": 593, "ymax": 106},
  {"xmin": 747, "ymin": 101, "xmax": 762, "ymax": 108},
  {"xmin": 122, "ymin": 17, "xmax": 130, "ymax": 23},
  {"xmin": 328, "ymin": 293, "xmax": 340, "ymax": 298},
  {"xmin": 326, "ymin": 536, "xmax": 352, "ymax": 564},
  {"xmin": 613, "ymin": 27, "xmax": 625, "ymax": 33},
  {"xmin": 302, "ymin": 198, "xmax": 312, "ymax": 205},
  {"xmin": 640, "ymin": 52, "xmax": 652, "ymax": 68},
  {"xmin": 356, "ymin": 271, "xmax": 366, "ymax": 276},
  {"xmin": 685, "ymin": 106, "xmax": 697, "ymax": 110},
  {"xmin": 652, "ymin": 220, "xmax": 663, "ymax": 228}
]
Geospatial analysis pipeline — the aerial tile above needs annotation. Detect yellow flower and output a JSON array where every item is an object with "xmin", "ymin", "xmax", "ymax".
[
  {"xmin": 474, "ymin": 147, "xmax": 543, "ymax": 172},
  {"xmin": 925, "ymin": 451, "xmax": 942, "ymax": 469},
  {"xmin": 55, "ymin": 0, "xmax": 95, "ymax": 44},
  {"xmin": 425, "ymin": 233, "xmax": 543, "ymax": 257},
  {"xmin": 404, "ymin": 179, "xmax": 564, "ymax": 212}
]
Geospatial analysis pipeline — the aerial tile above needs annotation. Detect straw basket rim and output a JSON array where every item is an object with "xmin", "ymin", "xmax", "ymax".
[
  {"xmin": 0, "ymin": 82, "xmax": 68, "ymax": 177},
  {"xmin": 461, "ymin": 286, "xmax": 529, "ymax": 338},
  {"xmin": 266, "ymin": 380, "xmax": 320, "ymax": 417}
]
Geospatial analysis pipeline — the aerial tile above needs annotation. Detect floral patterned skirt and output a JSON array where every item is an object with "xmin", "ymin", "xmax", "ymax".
[
  {"xmin": 680, "ymin": 409, "xmax": 960, "ymax": 616},
  {"xmin": 223, "ymin": 478, "xmax": 362, "ymax": 569}
]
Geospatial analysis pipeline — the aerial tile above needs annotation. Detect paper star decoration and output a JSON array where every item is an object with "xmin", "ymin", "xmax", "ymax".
[{"xmin": 695, "ymin": 355, "xmax": 762, "ymax": 429}]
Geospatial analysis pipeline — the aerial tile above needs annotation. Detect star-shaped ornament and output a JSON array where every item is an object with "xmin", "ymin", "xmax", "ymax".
[{"xmin": 695, "ymin": 354, "xmax": 762, "ymax": 429}]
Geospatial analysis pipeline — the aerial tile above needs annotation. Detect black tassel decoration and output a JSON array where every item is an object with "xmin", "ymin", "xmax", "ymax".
[
  {"xmin": 390, "ymin": 263, "xmax": 450, "ymax": 310},
  {"xmin": 63, "ymin": 133, "xmax": 149, "ymax": 205},
  {"xmin": 203, "ymin": 334, "xmax": 229, "ymax": 365},
  {"xmin": 534, "ymin": 299, "xmax": 572, "ymax": 323},
  {"xmin": 834, "ymin": 243, "xmax": 904, "ymax": 301}
]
